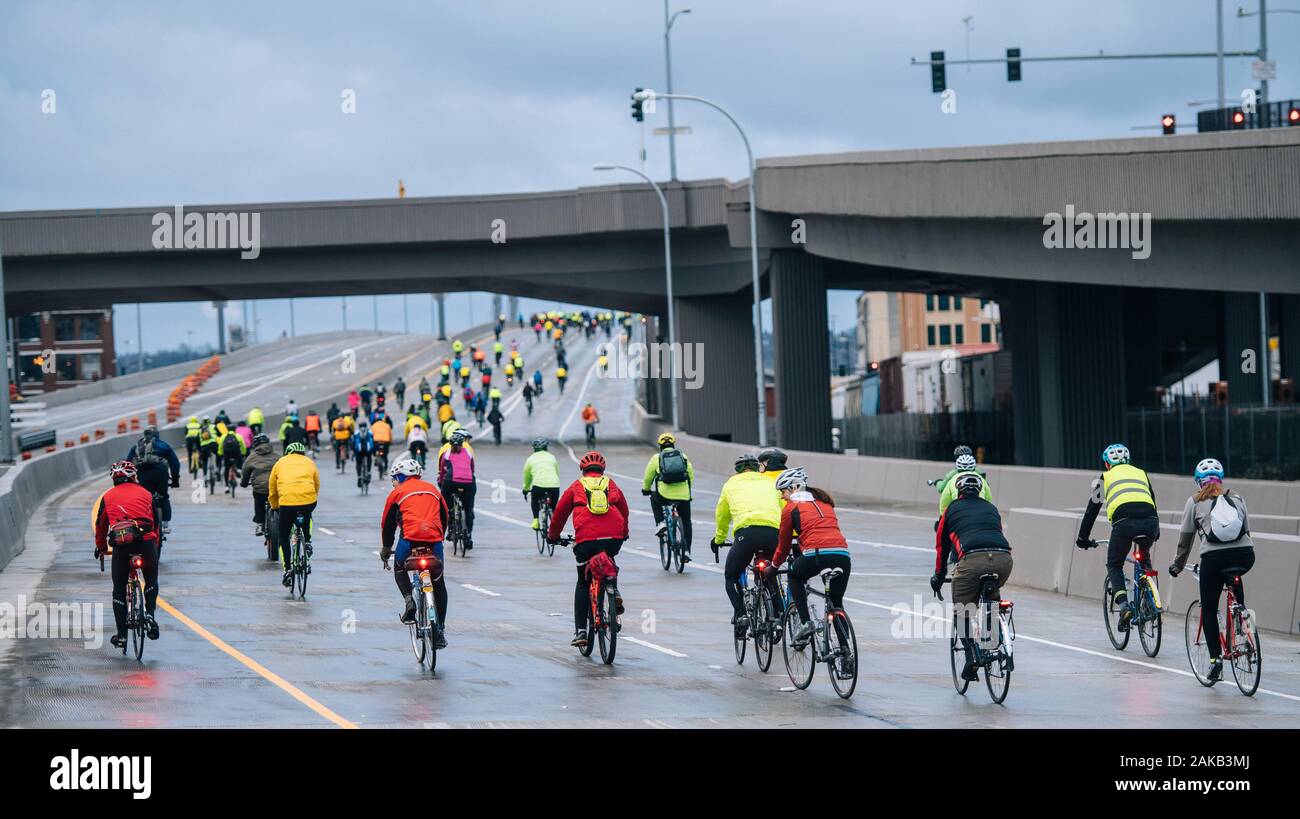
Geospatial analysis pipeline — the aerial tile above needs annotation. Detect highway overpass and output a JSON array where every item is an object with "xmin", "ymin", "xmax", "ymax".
[{"xmin": 4, "ymin": 129, "xmax": 1298, "ymax": 466}]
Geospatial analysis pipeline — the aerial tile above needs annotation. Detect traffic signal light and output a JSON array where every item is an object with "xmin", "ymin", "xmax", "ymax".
[
  {"xmin": 930, "ymin": 51, "xmax": 945, "ymax": 93},
  {"xmin": 1161, "ymin": 114, "xmax": 1175, "ymax": 135},
  {"xmin": 1231, "ymin": 109, "xmax": 1246, "ymax": 128},
  {"xmin": 1006, "ymin": 48, "xmax": 1021, "ymax": 82},
  {"xmin": 1288, "ymin": 107, "xmax": 1300, "ymax": 126},
  {"xmin": 631, "ymin": 88, "xmax": 644, "ymax": 122}
]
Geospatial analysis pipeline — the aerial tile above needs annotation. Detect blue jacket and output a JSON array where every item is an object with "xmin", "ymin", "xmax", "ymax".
[
  {"xmin": 127, "ymin": 437, "xmax": 180, "ymax": 481},
  {"xmin": 351, "ymin": 431, "xmax": 375, "ymax": 454}
]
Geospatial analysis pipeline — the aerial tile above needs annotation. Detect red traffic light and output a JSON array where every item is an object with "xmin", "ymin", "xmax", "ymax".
[
  {"xmin": 1231, "ymin": 110, "xmax": 1246, "ymax": 127},
  {"xmin": 1288, "ymin": 108, "xmax": 1300, "ymax": 125},
  {"xmin": 1160, "ymin": 114, "xmax": 1175, "ymax": 135}
]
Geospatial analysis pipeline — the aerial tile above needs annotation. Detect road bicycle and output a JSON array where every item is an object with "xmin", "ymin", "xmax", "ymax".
[
  {"xmin": 531, "ymin": 491, "xmax": 555, "ymax": 556},
  {"xmin": 394, "ymin": 545, "xmax": 442, "ymax": 672},
  {"xmin": 557, "ymin": 536, "xmax": 620, "ymax": 665},
  {"xmin": 1095, "ymin": 536, "xmax": 1162, "ymax": 657},
  {"xmin": 937, "ymin": 572, "xmax": 1015, "ymax": 703},
  {"xmin": 585, "ymin": 422, "xmax": 597, "ymax": 448},
  {"xmin": 1185, "ymin": 563, "xmax": 1261, "ymax": 696},
  {"xmin": 225, "ymin": 457, "xmax": 239, "ymax": 497},
  {"xmin": 203, "ymin": 451, "xmax": 218, "ymax": 496},
  {"xmin": 356, "ymin": 454, "xmax": 372, "ymax": 495},
  {"xmin": 778, "ymin": 566, "xmax": 858, "ymax": 699},
  {"xmin": 263, "ymin": 502, "xmax": 279, "ymax": 561},
  {"xmin": 446, "ymin": 492, "xmax": 470, "ymax": 557},
  {"xmin": 188, "ymin": 446, "xmax": 200, "ymax": 478},
  {"xmin": 334, "ymin": 440, "xmax": 349, "ymax": 472},
  {"xmin": 656, "ymin": 499, "xmax": 687, "ymax": 574},
  {"xmin": 728, "ymin": 546, "xmax": 784, "ymax": 672},
  {"xmin": 101, "ymin": 547, "xmax": 150, "ymax": 661},
  {"xmin": 374, "ymin": 445, "xmax": 389, "ymax": 478},
  {"xmin": 287, "ymin": 512, "xmax": 311, "ymax": 599}
]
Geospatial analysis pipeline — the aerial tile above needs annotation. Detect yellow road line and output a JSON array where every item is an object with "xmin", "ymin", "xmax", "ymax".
[{"xmin": 155, "ymin": 597, "xmax": 358, "ymax": 729}]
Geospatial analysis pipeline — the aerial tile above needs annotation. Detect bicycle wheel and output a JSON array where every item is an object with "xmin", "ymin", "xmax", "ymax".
[
  {"xmin": 983, "ymin": 608, "xmax": 1011, "ymax": 703},
  {"xmin": 409, "ymin": 584, "xmax": 427, "ymax": 665},
  {"xmin": 754, "ymin": 588, "xmax": 776, "ymax": 672},
  {"xmin": 597, "ymin": 585, "xmax": 617, "ymax": 665},
  {"xmin": 949, "ymin": 630, "xmax": 970, "ymax": 695},
  {"xmin": 733, "ymin": 598, "xmax": 749, "ymax": 666},
  {"xmin": 670, "ymin": 509, "xmax": 685, "ymax": 574},
  {"xmin": 780, "ymin": 606, "xmax": 815, "ymax": 690},
  {"xmin": 1230, "ymin": 607, "xmax": 1262, "ymax": 697},
  {"xmin": 294, "ymin": 535, "xmax": 309, "ymax": 599},
  {"xmin": 658, "ymin": 531, "xmax": 671, "ymax": 571},
  {"xmin": 826, "ymin": 609, "xmax": 859, "ymax": 699},
  {"xmin": 424, "ymin": 587, "xmax": 439, "ymax": 672},
  {"xmin": 1102, "ymin": 575, "xmax": 1131, "ymax": 650},
  {"xmin": 1136, "ymin": 580, "xmax": 1162, "ymax": 658},
  {"xmin": 535, "ymin": 523, "xmax": 545, "ymax": 554},
  {"xmin": 1184, "ymin": 600, "xmax": 1215, "ymax": 687},
  {"xmin": 130, "ymin": 577, "xmax": 146, "ymax": 661}
]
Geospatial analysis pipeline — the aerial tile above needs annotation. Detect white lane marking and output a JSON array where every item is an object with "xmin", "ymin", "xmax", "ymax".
[
  {"xmin": 318, "ymin": 527, "xmax": 337, "ymax": 536},
  {"xmin": 462, "ymin": 583, "xmax": 501, "ymax": 597},
  {"xmin": 847, "ymin": 538, "xmax": 930, "ymax": 553},
  {"xmin": 625, "ymin": 546, "xmax": 723, "ymax": 574},
  {"xmin": 842, "ymin": 595, "xmax": 1300, "ymax": 704},
  {"xmin": 641, "ymin": 718, "xmax": 676, "ymax": 729},
  {"xmin": 623, "ymin": 636, "xmax": 688, "ymax": 658}
]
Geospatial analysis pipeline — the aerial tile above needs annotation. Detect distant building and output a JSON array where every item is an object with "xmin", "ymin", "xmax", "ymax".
[
  {"xmin": 829, "ymin": 328, "xmax": 857, "ymax": 376},
  {"xmin": 858, "ymin": 291, "xmax": 1001, "ymax": 366},
  {"xmin": 15, "ymin": 310, "xmax": 117, "ymax": 395}
]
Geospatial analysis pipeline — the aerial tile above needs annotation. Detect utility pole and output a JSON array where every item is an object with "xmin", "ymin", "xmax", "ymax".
[
  {"xmin": 1217, "ymin": 0, "xmax": 1226, "ymax": 108},
  {"xmin": 215, "ymin": 301, "xmax": 227, "ymax": 354},
  {"xmin": 663, "ymin": 3, "xmax": 691, "ymax": 180},
  {"xmin": 136, "ymin": 304, "xmax": 144, "ymax": 372}
]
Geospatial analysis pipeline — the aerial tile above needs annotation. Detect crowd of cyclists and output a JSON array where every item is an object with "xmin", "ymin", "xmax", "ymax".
[{"xmin": 89, "ymin": 305, "xmax": 1259, "ymax": 692}]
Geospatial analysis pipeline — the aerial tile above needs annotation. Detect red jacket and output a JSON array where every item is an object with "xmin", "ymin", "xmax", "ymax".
[
  {"xmin": 381, "ymin": 478, "xmax": 447, "ymax": 555},
  {"xmin": 773, "ymin": 495, "xmax": 848, "ymax": 566},
  {"xmin": 547, "ymin": 471, "xmax": 629, "ymax": 543},
  {"xmin": 94, "ymin": 482, "xmax": 159, "ymax": 551}
]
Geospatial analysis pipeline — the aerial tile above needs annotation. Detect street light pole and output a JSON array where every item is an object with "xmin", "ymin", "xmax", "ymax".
[
  {"xmin": 136, "ymin": 303, "xmax": 144, "ymax": 372},
  {"xmin": 643, "ymin": 91, "xmax": 767, "ymax": 445},
  {"xmin": 663, "ymin": 4, "xmax": 691, "ymax": 181},
  {"xmin": 593, "ymin": 163, "xmax": 680, "ymax": 430}
]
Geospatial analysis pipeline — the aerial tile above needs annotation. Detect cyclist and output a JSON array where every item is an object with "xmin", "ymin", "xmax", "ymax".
[
  {"xmin": 437, "ymin": 403, "xmax": 456, "ymax": 431},
  {"xmin": 216, "ymin": 422, "xmax": 248, "ymax": 484},
  {"xmin": 394, "ymin": 377, "xmax": 406, "ymax": 409},
  {"xmin": 215, "ymin": 409, "xmax": 231, "ymax": 428},
  {"xmin": 1169, "ymin": 458, "xmax": 1256, "ymax": 682},
  {"xmin": 246, "ymin": 406, "xmax": 264, "ymax": 435},
  {"xmin": 347, "ymin": 388, "xmax": 361, "ymax": 417},
  {"xmin": 326, "ymin": 402, "xmax": 341, "ymax": 430},
  {"xmin": 126, "ymin": 427, "xmax": 180, "ymax": 534},
  {"xmin": 184, "ymin": 415, "xmax": 202, "ymax": 473},
  {"xmin": 487, "ymin": 403, "xmax": 504, "ymax": 446},
  {"xmin": 581, "ymin": 403, "xmax": 599, "ymax": 443},
  {"xmin": 372, "ymin": 415, "xmax": 393, "ymax": 471},
  {"xmin": 714, "ymin": 452, "xmax": 783, "ymax": 636},
  {"xmin": 546, "ymin": 451, "xmax": 630, "ymax": 648},
  {"xmin": 437, "ymin": 429, "xmax": 476, "ymax": 551},
  {"xmin": 234, "ymin": 418, "xmax": 254, "ymax": 449},
  {"xmin": 440, "ymin": 416, "xmax": 462, "ymax": 446},
  {"xmin": 522, "ymin": 381, "xmax": 535, "ymax": 415},
  {"xmin": 938, "ymin": 452, "xmax": 992, "ymax": 514},
  {"xmin": 407, "ymin": 420, "xmax": 430, "ymax": 468},
  {"xmin": 240, "ymin": 434, "xmax": 277, "ymax": 536},
  {"xmin": 766, "ymin": 467, "xmax": 852, "ymax": 642},
  {"xmin": 523, "ymin": 438, "xmax": 561, "ymax": 530},
  {"xmin": 452, "ymin": 338, "xmax": 464, "ymax": 356},
  {"xmin": 359, "ymin": 384, "xmax": 374, "ymax": 415},
  {"xmin": 473, "ymin": 390, "xmax": 487, "ymax": 425},
  {"xmin": 757, "ymin": 447, "xmax": 788, "ymax": 479},
  {"xmin": 197, "ymin": 418, "xmax": 219, "ymax": 479},
  {"xmin": 642, "ymin": 432, "xmax": 695, "ymax": 560},
  {"xmin": 532, "ymin": 369, "xmax": 544, "ymax": 395},
  {"xmin": 380, "ymin": 458, "xmax": 449, "ymax": 645},
  {"xmin": 304, "ymin": 409, "xmax": 322, "ymax": 452},
  {"xmin": 556, "ymin": 365, "xmax": 568, "ymax": 394},
  {"xmin": 268, "ymin": 442, "xmax": 320, "ymax": 587},
  {"xmin": 493, "ymin": 340, "xmax": 504, "ymax": 365},
  {"xmin": 598, "ymin": 352, "xmax": 608, "ymax": 373},
  {"xmin": 352, "ymin": 420, "xmax": 376, "ymax": 488},
  {"xmin": 94, "ymin": 461, "xmax": 161, "ymax": 649},
  {"xmin": 929, "ymin": 472, "xmax": 1012, "ymax": 681},
  {"xmin": 1075, "ymin": 443, "xmax": 1160, "ymax": 624},
  {"xmin": 331, "ymin": 412, "xmax": 354, "ymax": 470},
  {"xmin": 285, "ymin": 398, "xmax": 298, "ymax": 418}
]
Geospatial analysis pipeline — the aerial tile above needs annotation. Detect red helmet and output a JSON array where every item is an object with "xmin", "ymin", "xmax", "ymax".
[
  {"xmin": 579, "ymin": 451, "xmax": 606, "ymax": 473},
  {"xmin": 110, "ymin": 460, "xmax": 138, "ymax": 483}
]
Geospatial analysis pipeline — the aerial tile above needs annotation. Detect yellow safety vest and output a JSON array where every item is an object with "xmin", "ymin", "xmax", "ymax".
[{"xmin": 1102, "ymin": 464, "xmax": 1155, "ymax": 521}]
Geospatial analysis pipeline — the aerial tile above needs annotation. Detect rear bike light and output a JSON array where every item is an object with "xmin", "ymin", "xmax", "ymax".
[
  {"xmin": 419, "ymin": 558, "xmax": 428, "ymax": 569},
  {"xmin": 1145, "ymin": 570, "xmax": 1158, "ymax": 577},
  {"xmin": 132, "ymin": 557, "xmax": 143, "ymax": 568}
]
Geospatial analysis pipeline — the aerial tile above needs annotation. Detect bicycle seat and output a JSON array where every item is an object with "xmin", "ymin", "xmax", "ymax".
[
  {"xmin": 979, "ymin": 572, "xmax": 1001, "ymax": 582},
  {"xmin": 820, "ymin": 568, "xmax": 844, "ymax": 580},
  {"xmin": 1132, "ymin": 535, "xmax": 1154, "ymax": 548}
]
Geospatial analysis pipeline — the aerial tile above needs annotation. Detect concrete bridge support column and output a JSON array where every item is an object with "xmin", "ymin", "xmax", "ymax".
[
  {"xmin": 1006, "ymin": 281, "xmax": 1127, "ymax": 469},
  {"xmin": 674, "ymin": 292, "xmax": 758, "ymax": 444},
  {"xmin": 1220, "ymin": 293, "xmax": 1266, "ymax": 404},
  {"xmin": 770, "ymin": 250, "xmax": 832, "ymax": 452},
  {"xmin": 638, "ymin": 315, "xmax": 673, "ymax": 421},
  {"xmin": 1278, "ymin": 294, "xmax": 1300, "ymax": 386}
]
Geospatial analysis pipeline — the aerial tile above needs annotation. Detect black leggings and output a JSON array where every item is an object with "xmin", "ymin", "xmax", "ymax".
[
  {"xmin": 651, "ymin": 496, "xmax": 692, "ymax": 549},
  {"xmin": 442, "ymin": 481, "xmax": 476, "ymax": 534},
  {"xmin": 787, "ymin": 551, "xmax": 851, "ymax": 621},
  {"xmin": 276, "ymin": 503, "xmax": 316, "ymax": 570},
  {"xmin": 394, "ymin": 564, "xmax": 448, "ymax": 626},
  {"xmin": 111, "ymin": 541, "xmax": 159, "ymax": 638},
  {"xmin": 252, "ymin": 491, "xmax": 268, "ymax": 524},
  {"xmin": 724, "ymin": 525, "xmax": 781, "ymax": 619},
  {"xmin": 529, "ymin": 486, "xmax": 559, "ymax": 518},
  {"xmin": 574, "ymin": 539, "xmax": 622, "ymax": 631},
  {"xmin": 1106, "ymin": 515, "xmax": 1160, "ymax": 592},
  {"xmin": 1199, "ymin": 547, "xmax": 1256, "ymax": 660},
  {"xmin": 138, "ymin": 470, "xmax": 171, "ymax": 523}
]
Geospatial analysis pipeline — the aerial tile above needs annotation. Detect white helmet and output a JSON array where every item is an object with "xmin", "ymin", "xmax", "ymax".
[
  {"xmin": 774, "ymin": 467, "xmax": 808, "ymax": 492},
  {"xmin": 389, "ymin": 458, "xmax": 423, "ymax": 478},
  {"xmin": 955, "ymin": 454, "xmax": 977, "ymax": 471},
  {"xmin": 1194, "ymin": 458, "xmax": 1224, "ymax": 486}
]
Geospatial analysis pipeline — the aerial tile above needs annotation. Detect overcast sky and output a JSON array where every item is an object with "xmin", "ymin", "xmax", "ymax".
[{"xmin": 2, "ymin": 1, "xmax": 1291, "ymax": 353}]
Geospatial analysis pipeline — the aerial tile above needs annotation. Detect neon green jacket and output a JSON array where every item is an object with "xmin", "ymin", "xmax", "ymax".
[
  {"xmin": 937, "ymin": 468, "xmax": 992, "ymax": 514},
  {"xmin": 642, "ymin": 451, "xmax": 694, "ymax": 501},
  {"xmin": 713, "ymin": 471, "xmax": 781, "ymax": 545},
  {"xmin": 523, "ymin": 451, "xmax": 561, "ymax": 491}
]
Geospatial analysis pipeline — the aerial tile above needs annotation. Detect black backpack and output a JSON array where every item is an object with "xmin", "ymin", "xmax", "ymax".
[
  {"xmin": 134, "ymin": 438, "xmax": 164, "ymax": 470},
  {"xmin": 659, "ymin": 448, "xmax": 689, "ymax": 484}
]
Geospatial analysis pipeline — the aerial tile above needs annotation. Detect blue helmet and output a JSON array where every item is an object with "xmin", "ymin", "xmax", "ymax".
[
  {"xmin": 1102, "ymin": 443, "xmax": 1131, "ymax": 467},
  {"xmin": 1193, "ymin": 457, "xmax": 1224, "ymax": 486}
]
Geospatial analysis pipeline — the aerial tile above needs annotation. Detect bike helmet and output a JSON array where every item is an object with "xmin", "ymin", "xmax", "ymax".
[
  {"xmin": 579, "ymin": 451, "xmax": 606, "ymax": 473},
  {"xmin": 285, "ymin": 442, "xmax": 307, "ymax": 455},
  {"xmin": 1102, "ymin": 443, "xmax": 1131, "ymax": 467},
  {"xmin": 252, "ymin": 433, "xmax": 270, "ymax": 446},
  {"xmin": 953, "ymin": 445, "xmax": 973, "ymax": 459},
  {"xmin": 734, "ymin": 452, "xmax": 760, "ymax": 473},
  {"xmin": 1194, "ymin": 457, "xmax": 1225, "ymax": 486},
  {"xmin": 953, "ymin": 472, "xmax": 984, "ymax": 497},
  {"xmin": 532, "ymin": 437, "xmax": 549, "ymax": 451},
  {"xmin": 955, "ymin": 453, "xmax": 977, "ymax": 471},
  {"xmin": 774, "ymin": 467, "xmax": 808, "ymax": 492},
  {"xmin": 657, "ymin": 432, "xmax": 676, "ymax": 447},
  {"xmin": 449, "ymin": 429, "xmax": 470, "ymax": 445},
  {"xmin": 390, "ymin": 458, "xmax": 423, "ymax": 478},
  {"xmin": 110, "ymin": 460, "xmax": 138, "ymax": 484},
  {"xmin": 757, "ymin": 447, "xmax": 787, "ymax": 470},
  {"xmin": 142, "ymin": 426, "xmax": 159, "ymax": 440}
]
